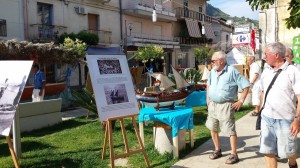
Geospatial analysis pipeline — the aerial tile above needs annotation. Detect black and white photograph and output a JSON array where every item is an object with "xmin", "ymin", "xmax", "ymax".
[
  {"xmin": 97, "ymin": 59, "xmax": 122, "ymax": 74},
  {"xmin": 104, "ymin": 84, "xmax": 129, "ymax": 105},
  {"xmin": 0, "ymin": 61, "xmax": 33, "ymax": 136}
]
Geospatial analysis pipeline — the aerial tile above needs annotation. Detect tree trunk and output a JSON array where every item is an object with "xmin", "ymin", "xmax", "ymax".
[{"xmin": 78, "ymin": 62, "xmax": 82, "ymax": 89}]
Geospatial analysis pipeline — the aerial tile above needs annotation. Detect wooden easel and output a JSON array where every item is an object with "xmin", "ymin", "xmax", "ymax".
[
  {"xmin": 3, "ymin": 136, "xmax": 20, "ymax": 168},
  {"xmin": 101, "ymin": 114, "xmax": 150, "ymax": 168}
]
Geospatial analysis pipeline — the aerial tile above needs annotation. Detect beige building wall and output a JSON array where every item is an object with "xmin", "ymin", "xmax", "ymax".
[
  {"xmin": 26, "ymin": 0, "xmax": 121, "ymax": 46},
  {"xmin": 0, "ymin": 0, "xmax": 24, "ymax": 40},
  {"xmin": 259, "ymin": 0, "xmax": 299, "ymax": 53}
]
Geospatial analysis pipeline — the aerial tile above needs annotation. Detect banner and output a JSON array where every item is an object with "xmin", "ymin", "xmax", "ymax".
[{"xmin": 232, "ymin": 33, "xmax": 250, "ymax": 47}]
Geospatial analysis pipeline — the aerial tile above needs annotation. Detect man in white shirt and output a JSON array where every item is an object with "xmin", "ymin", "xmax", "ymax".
[
  {"xmin": 246, "ymin": 56, "xmax": 261, "ymax": 116},
  {"xmin": 286, "ymin": 48, "xmax": 300, "ymax": 69}
]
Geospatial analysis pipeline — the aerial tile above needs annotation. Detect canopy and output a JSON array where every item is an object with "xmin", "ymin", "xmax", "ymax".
[{"xmin": 226, "ymin": 48, "xmax": 246, "ymax": 65}]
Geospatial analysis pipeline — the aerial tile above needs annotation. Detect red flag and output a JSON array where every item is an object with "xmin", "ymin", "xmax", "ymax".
[{"xmin": 250, "ymin": 29, "xmax": 256, "ymax": 54}]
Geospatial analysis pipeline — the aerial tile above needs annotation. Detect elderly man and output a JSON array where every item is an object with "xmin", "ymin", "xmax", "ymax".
[
  {"xmin": 260, "ymin": 42, "xmax": 300, "ymax": 168},
  {"xmin": 206, "ymin": 51, "xmax": 250, "ymax": 164},
  {"xmin": 246, "ymin": 56, "xmax": 261, "ymax": 116},
  {"xmin": 286, "ymin": 48, "xmax": 300, "ymax": 69}
]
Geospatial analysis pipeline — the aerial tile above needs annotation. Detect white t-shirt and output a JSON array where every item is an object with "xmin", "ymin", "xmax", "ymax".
[
  {"xmin": 249, "ymin": 62, "xmax": 261, "ymax": 87},
  {"xmin": 261, "ymin": 61, "xmax": 300, "ymax": 120}
]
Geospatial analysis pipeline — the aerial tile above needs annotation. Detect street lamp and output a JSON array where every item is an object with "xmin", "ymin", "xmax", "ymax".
[{"xmin": 120, "ymin": 20, "xmax": 134, "ymax": 55}]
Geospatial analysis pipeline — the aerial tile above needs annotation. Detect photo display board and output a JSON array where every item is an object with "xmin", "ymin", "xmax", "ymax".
[
  {"xmin": 86, "ymin": 55, "xmax": 139, "ymax": 121},
  {"xmin": 0, "ymin": 61, "xmax": 33, "ymax": 136}
]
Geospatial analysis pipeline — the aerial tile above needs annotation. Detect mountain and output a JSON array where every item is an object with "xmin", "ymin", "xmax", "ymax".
[{"xmin": 206, "ymin": 3, "xmax": 259, "ymax": 28}]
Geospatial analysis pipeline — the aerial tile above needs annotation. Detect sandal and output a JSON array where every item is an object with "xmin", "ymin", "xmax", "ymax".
[
  {"xmin": 250, "ymin": 111, "xmax": 259, "ymax": 116},
  {"xmin": 225, "ymin": 154, "xmax": 239, "ymax": 164},
  {"xmin": 209, "ymin": 149, "xmax": 222, "ymax": 160},
  {"xmin": 289, "ymin": 162, "xmax": 298, "ymax": 168}
]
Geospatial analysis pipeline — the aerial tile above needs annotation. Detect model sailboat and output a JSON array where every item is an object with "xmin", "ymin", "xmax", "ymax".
[{"xmin": 136, "ymin": 65, "xmax": 192, "ymax": 110}]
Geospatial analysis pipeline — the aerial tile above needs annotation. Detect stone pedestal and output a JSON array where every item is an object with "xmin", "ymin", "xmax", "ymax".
[{"xmin": 153, "ymin": 127, "xmax": 186, "ymax": 154}]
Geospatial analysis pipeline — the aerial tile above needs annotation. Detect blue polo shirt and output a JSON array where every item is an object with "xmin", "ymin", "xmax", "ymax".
[
  {"xmin": 34, "ymin": 70, "xmax": 46, "ymax": 89},
  {"xmin": 207, "ymin": 65, "xmax": 250, "ymax": 103}
]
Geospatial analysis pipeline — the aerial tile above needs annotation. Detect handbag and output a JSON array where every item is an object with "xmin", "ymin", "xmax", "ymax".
[{"xmin": 256, "ymin": 69, "xmax": 282, "ymax": 130}]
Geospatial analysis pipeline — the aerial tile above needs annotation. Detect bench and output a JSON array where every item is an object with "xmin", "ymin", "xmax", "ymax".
[
  {"xmin": 12, "ymin": 98, "xmax": 62, "ymax": 158},
  {"xmin": 17, "ymin": 98, "xmax": 62, "ymax": 132}
]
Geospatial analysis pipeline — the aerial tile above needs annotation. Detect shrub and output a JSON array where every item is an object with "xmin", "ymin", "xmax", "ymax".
[{"xmin": 76, "ymin": 31, "xmax": 99, "ymax": 46}]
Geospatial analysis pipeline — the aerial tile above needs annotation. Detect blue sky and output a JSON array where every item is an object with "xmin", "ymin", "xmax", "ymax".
[{"xmin": 208, "ymin": 0, "xmax": 259, "ymax": 20}]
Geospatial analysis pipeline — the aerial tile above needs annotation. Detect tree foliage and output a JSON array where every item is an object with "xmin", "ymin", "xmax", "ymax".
[
  {"xmin": 133, "ymin": 45, "xmax": 165, "ymax": 63},
  {"xmin": 194, "ymin": 46, "xmax": 217, "ymax": 65},
  {"xmin": 246, "ymin": 0, "xmax": 300, "ymax": 29}
]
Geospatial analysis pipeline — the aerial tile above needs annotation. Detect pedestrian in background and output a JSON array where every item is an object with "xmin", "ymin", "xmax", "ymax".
[
  {"xmin": 286, "ymin": 47, "xmax": 300, "ymax": 70},
  {"xmin": 259, "ymin": 42, "xmax": 300, "ymax": 168},
  {"xmin": 246, "ymin": 56, "xmax": 261, "ymax": 116},
  {"xmin": 206, "ymin": 51, "xmax": 250, "ymax": 164},
  {"xmin": 31, "ymin": 64, "xmax": 46, "ymax": 102}
]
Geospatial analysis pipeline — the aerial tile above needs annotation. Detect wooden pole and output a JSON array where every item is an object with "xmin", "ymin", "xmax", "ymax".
[
  {"xmin": 6, "ymin": 136, "xmax": 20, "ymax": 168},
  {"xmin": 101, "ymin": 121, "xmax": 108, "ymax": 160}
]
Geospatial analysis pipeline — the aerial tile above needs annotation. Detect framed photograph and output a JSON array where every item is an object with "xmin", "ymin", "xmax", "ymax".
[
  {"xmin": 0, "ymin": 61, "xmax": 33, "ymax": 136},
  {"xmin": 86, "ymin": 55, "xmax": 139, "ymax": 121}
]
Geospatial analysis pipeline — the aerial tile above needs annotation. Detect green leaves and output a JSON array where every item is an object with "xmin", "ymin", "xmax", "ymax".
[
  {"xmin": 70, "ymin": 88, "xmax": 98, "ymax": 115},
  {"xmin": 133, "ymin": 45, "xmax": 164, "ymax": 63},
  {"xmin": 246, "ymin": 0, "xmax": 300, "ymax": 29}
]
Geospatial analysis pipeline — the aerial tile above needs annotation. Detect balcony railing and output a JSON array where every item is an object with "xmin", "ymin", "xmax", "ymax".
[
  {"xmin": 28, "ymin": 24, "xmax": 67, "ymax": 43},
  {"xmin": 87, "ymin": 29, "xmax": 112, "ymax": 44},
  {"xmin": 126, "ymin": 33, "xmax": 179, "ymax": 48},
  {"xmin": 122, "ymin": 0, "xmax": 176, "ymax": 18},
  {"xmin": 175, "ymin": 7, "xmax": 212, "ymax": 23}
]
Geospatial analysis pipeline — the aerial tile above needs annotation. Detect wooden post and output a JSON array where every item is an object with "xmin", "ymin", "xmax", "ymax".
[
  {"xmin": 101, "ymin": 115, "xmax": 150, "ymax": 168},
  {"xmin": 6, "ymin": 136, "xmax": 20, "ymax": 168}
]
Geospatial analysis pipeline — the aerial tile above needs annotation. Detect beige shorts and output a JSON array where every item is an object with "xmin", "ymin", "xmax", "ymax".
[{"xmin": 205, "ymin": 101, "xmax": 236, "ymax": 136}]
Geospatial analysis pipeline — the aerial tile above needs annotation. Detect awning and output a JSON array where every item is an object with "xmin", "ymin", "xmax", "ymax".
[
  {"xmin": 203, "ymin": 24, "xmax": 215, "ymax": 39},
  {"xmin": 86, "ymin": 47, "xmax": 123, "ymax": 55},
  {"xmin": 185, "ymin": 19, "xmax": 202, "ymax": 38}
]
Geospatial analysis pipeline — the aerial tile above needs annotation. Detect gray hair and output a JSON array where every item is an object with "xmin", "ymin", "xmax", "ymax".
[
  {"xmin": 212, "ymin": 51, "xmax": 227, "ymax": 63},
  {"xmin": 266, "ymin": 42, "xmax": 286, "ymax": 59},
  {"xmin": 286, "ymin": 48, "xmax": 294, "ymax": 58}
]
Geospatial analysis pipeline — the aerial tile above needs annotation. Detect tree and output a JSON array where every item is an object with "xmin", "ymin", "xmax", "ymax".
[
  {"xmin": 60, "ymin": 38, "xmax": 87, "ymax": 88},
  {"xmin": 246, "ymin": 0, "xmax": 300, "ymax": 29},
  {"xmin": 134, "ymin": 45, "xmax": 164, "ymax": 63}
]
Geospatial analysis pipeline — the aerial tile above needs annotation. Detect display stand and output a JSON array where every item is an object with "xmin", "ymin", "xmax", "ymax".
[
  {"xmin": 101, "ymin": 114, "xmax": 150, "ymax": 168},
  {"xmin": 3, "ymin": 136, "xmax": 20, "ymax": 168}
]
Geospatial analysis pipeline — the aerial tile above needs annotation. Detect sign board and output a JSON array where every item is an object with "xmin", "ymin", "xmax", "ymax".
[
  {"xmin": 86, "ymin": 55, "xmax": 139, "ymax": 121},
  {"xmin": 232, "ymin": 33, "xmax": 250, "ymax": 47},
  {"xmin": 0, "ymin": 61, "xmax": 33, "ymax": 136},
  {"xmin": 292, "ymin": 35, "xmax": 300, "ymax": 57},
  {"xmin": 234, "ymin": 25, "xmax": 250, "ymax": 34}
]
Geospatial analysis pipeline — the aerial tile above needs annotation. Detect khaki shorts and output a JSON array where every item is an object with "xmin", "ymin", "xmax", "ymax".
[{"xmin": 205, "ymin": 101, "xmax": 236, "ymax": 136}]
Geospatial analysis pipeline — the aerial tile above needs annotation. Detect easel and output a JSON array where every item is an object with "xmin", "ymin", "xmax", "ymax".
[
  {"xmin": 101, "ymin": 114, "xmax": 150, "ymax": 168},
  {"xmin": 2, "ymin": 136, "xmax": 20, "ymax": 168}
]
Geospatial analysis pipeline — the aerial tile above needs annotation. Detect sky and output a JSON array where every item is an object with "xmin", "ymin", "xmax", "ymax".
[{"xmin": 209, "ymin": 0, "xmax": 259, "ymax": 20}]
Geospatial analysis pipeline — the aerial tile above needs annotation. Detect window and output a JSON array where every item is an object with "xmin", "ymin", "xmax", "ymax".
[
  {"xmin": 37, "ymin": 3, "xmax": 53, "ymax": 39},
  {"xmin": 199, "ymin": 4, "xmax": 203, "ymax": 13},
  {"xmin": 0, "ymin": 19, "xmax": 7, "ymax": 37},
  {"xmin": 177, "ymin": 53, "xmax": 188, "ymax": 68}
]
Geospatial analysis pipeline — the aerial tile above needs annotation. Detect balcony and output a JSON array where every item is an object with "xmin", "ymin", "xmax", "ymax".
[
  {"xmin": 126, "ymin": 33, "xmax": 179, "ymax": 49},
  {"xmin": 122, "ymin": 0, "xmax": 176, "ymax": 22},
  {"xmin": 28, "ymin": 24, "xmax": 67, "ymax": 43},
  {"xmin": 86, "ymin": 29, "xmax": 112, "ymax": 45},
  {"xmin": 175, "ymin": 7, "xmax": 212, "ymax": 23}
]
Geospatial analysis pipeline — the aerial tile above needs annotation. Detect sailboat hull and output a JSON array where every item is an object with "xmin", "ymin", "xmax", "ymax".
[{"xmin": 136, "ymin": 90, "xmax": 191, "ymax": 108}]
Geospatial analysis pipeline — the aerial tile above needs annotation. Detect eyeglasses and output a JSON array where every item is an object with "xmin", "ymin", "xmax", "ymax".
[{"xmin": 211, "ymin": 59, "xmax": 218, "ymax": 63}]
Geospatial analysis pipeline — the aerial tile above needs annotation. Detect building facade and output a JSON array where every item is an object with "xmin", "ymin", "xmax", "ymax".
[{"xmin": 259, "ymin": 0, "xmax": 299, "ymax": 53}]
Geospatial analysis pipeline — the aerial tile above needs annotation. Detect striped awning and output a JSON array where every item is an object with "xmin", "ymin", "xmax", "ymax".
[
  {"xmin": 204, "ymin": 24, "xmax": 215, "ymax": 39},
  {"xmin": 185, "ymin": 19, "xmax": 202, "ymax": 38}
]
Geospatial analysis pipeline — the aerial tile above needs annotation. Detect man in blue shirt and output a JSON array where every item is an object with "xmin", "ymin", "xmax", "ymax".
[
  {"xmin": 206, "ymin": 51, "xmax": 250, "ymax": 164},
  {"xmin": 32, "ymin": 64, "xmax": 46, "ymax": 102}
]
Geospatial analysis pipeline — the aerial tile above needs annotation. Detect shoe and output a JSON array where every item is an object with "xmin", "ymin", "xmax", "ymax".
[
  {"xmin": 289, "ymin": 162, "xmax": 298, "ymax": 168},
  {"xmin": 225, "ymin": 154, "xmax": 239, "ymax": 164},
  {"xmin": 250, "ymin": 111, "xmax": 259, "ymax": 116},
  {"xmin": 209, "ymin": 149, "xmax": 222, "ymax": 160}
]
